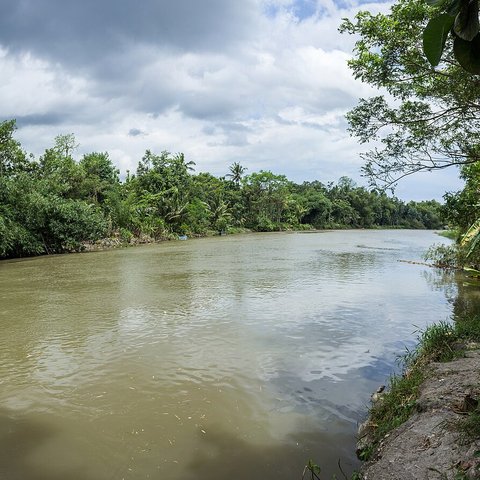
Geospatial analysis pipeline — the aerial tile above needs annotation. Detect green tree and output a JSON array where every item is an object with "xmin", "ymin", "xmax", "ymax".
[
  {"xmin": 226, "ymin": 162, "xmax": 247, "ymax": 186},
  {"xmin": 79, "ymin": 152, "xmax": 120, "ymax": 203},
  {"xmin": 0, "ymin": 119, "xmax": 29, "ymax": 177},
  {"xmin": 340, "ymin": 0, "xmax": 480, "ymax": 190},
  {"xmin": 242, "ymin": 171, "xmax": 294, "ymax": 230},
  {"xmin": 443, "ymin": 162, "xmax": 480, "ymax": 239},
  {"xmin": 294, "ymin": 181, "xmax": 333, "ymax": 228},
  {"xmin": 131, "ymin": 150, "xmax": 196, "ymax": 235},
  {"xmin": 54, "ymin": 133, "xmax": 79, "ymax": 158},
  {"xmin": 39, "ymin": 134, "xmax": 85, "ymax": 199},
  {"xmin": 189, "ymin": 173, "xmax": 236, "ymax": 232}
]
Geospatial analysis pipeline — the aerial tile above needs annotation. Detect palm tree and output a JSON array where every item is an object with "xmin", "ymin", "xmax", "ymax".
[{"xmin": 227, "ymin": 162, "xmax": 247, "ymax": 186}]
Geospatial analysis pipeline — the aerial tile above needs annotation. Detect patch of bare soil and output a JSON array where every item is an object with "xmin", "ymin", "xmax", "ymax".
[{"xmin": 361, "ymin": 350, "xmax": 480, "ymax": 479}]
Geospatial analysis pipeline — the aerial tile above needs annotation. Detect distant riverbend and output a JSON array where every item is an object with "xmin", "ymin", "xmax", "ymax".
[{"xmin": 0, "ymin": 230, "xmax": 454, "ymax": 479}]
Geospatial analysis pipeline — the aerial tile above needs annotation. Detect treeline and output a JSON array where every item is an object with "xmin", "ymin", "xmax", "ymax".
[{"xmin": 0, "ymin": 120, "xmax": 443, "ymax": 259}]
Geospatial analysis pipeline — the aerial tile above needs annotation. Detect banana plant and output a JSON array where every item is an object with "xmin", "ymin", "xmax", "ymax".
[{"xmin": 460, "ymin": 217, "xmax": 480, "ymax": 257}]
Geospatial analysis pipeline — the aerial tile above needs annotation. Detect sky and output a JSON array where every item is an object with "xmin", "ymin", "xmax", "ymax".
[{"xmin": 0, "ymin": 0, "xmax": 464, "ymax": 200}]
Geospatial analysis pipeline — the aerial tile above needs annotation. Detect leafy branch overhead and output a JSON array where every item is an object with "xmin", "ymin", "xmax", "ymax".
[
  {"xmin": 340, "ymin": 0, "xmax": 480, "ymax": 190},
  {"xmin": 423, "ymin": 0, "xmax": 480, "ymax": 73}
]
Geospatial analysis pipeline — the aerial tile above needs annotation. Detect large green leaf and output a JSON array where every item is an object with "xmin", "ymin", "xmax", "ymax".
[
  {"xmin": 454, "ymin": 33, "xmax": 480, "ymax": 73},
  {"xmin": 446, "ymin": 0, "xmax": 462, "ymax": 16},
  {"xmin": 454, "ymin": 0, "xmax": 480, "ymax": 41},
  {"xmin": 423, "ymin": 14, "xmax": 455, "ymax": 66}
]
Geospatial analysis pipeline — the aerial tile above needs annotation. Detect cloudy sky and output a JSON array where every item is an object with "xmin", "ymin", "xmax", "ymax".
[{"xmin": 0, "ymin": 0, "xmax": 463, "ymax": 200}]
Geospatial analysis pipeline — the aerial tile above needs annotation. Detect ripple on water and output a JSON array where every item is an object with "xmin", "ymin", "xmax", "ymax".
[{"xmin": 0, "ymin": 230, "xmax": 457, "ymax": 480}]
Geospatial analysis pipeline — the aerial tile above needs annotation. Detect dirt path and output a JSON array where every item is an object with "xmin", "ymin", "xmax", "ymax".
[{"xmin": 360, "ymin": 350, "xmax": 480, "ymax": 479}]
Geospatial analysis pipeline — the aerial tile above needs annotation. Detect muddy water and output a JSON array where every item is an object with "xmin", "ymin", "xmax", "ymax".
[{"xmin": 0, "ymin": 230, "xmax": 454, "ymax": 479}]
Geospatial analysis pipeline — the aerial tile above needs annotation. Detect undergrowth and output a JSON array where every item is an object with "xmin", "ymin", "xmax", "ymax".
[{"xmin": 364, "ymin": 314, "xmax": 480, "ymax": 459}]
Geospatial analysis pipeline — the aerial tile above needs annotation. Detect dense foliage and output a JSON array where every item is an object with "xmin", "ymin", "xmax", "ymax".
[
  {"xmin": 0, "ymin": 120, "xmax": 443, "ymax": 259},
  {"xmin": 438, "ymin": 162, "xmax": 480, "ymax": 266},
  {"xmin": 340, "ymin": 0, "xmax": 480, "ymax": 190},
  {"xmin": 341, "ymin": 0, "xmax": 480, "ymax": 267}
]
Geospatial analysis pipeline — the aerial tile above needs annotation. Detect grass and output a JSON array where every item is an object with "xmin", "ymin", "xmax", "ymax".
[
  {"xmin": 366, "ymin": 358, "xmax": 425, "ymax": 451},
  {"xmin": 455, "ymin": 313, "xmax": 480, "ymax": 341},
  {"xmin": 362, "ymin": 315, "xmax": 480, "ymax": 460},
  {"xmin": 414, "ymin": 321, "xmax": 459, "ymax": 363},
  {"xmin": 436, "ymin": 229, "xmax": 459, "ymax": 241}
]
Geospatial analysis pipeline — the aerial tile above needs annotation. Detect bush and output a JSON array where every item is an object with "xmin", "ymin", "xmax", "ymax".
[{"xmin": 424, "ymin": 243, "xmax": 460, "ymax": 268}]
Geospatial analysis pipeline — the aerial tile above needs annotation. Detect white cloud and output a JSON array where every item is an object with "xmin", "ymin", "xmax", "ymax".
[{"xmin": 0, "ymin": 0, "xmax": 462, "ymax": 199}]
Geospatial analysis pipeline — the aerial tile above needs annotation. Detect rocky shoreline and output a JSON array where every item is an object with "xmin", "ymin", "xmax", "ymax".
[{"xmin": 357, "ymin": 349, "xmax": 480, "ymax": 479}]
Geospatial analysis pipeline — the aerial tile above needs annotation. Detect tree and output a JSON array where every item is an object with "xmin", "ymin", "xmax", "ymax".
[
  {"xmin": 54, "ymin": 133, "xmax": 79, "ymax": 158},
  {"xmin": 131, "ymin": 150, "xmax": 196, "ymax": 234},
  {"xmin": 242, "ymin": 171, "xmax": 293, "ymax": 230},
  {"xmin": 444, "ymin": 162, "xmax": 480, "ymax": 232},
  {"xmin": 227, "ymin": 161, "xmax": 247, "ymax": 186},
  {"xmin": 0, "ymin": 119, "xmax": 29, "ymax": 177},
  {"xmin": 189, "ymin": 173, "xmax": 237, "ymax": 232},
  {"xmin": 340, "ymin": 0, "xmax": 480, "ymax": 190},
  {"xmin": 294, "ymin": 181, "xmax": 333, "ymax": 228},
  {"xmin": 79, "ymin": 152, "xmax": 120, "ymax": 203}
]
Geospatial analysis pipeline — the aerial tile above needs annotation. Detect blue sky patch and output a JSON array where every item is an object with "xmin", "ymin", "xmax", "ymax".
[
  {"xmin": 263, "ymin": 0, "xmax": 317, "ymax": 20},
  {"xmin": 291, "ymin": 0, "xmax": 317, "ymax": 20}
]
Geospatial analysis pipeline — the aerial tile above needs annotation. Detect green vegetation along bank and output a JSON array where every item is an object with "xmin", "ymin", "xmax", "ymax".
[
  {"xmin": 0, "ymin": 119, "xmax": 443, "ymax": 260},
  {"xmin": 355, "ymin": 274, "xmax": 480, "ymax": 479}
]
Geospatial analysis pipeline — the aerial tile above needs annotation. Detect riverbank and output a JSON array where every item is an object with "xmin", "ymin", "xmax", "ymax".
[
  {"xmin": 356, "ymin": 313, "xmax": 480, "ymax": 479},
  {"xmin": 63, "ymin": 227, "xmax": 448, "ymax": 255},
  {"xmin": 79, "ymin": 227, "xmax": 252, "ymax": 252},
  {"xmin": 359, "ymin": 350, "xmax": 480, "ymax": 479}
]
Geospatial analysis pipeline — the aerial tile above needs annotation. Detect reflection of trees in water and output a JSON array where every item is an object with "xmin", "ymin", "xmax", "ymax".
[
  {"xmin": 422, "ymin": 268, "xmax": 480, "ymax": 320},
  {"xmin": 452, "ymin": 275, "xmax": 480, "ymax": 321},
  {"xmin": 422, "ymin": 268, "xmax": 458, "ymax": 303}
]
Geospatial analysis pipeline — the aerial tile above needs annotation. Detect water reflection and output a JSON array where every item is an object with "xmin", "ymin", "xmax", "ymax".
[
  {"xmin": 0, "ymin": 230, "xmax": 457, "ymax": 479},
  {"xmin": 422, "ymin": 267, "xmax": 480, "ymax": 321}
]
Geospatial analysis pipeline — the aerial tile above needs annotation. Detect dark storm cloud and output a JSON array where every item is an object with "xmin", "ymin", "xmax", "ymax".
[
  {"xmin": 0, "ymin": 0, "xmax": 257, "ymax": 67},
  {"xmin": 0, "ymin": 1, "xmax": 263, "ymax": 124}
]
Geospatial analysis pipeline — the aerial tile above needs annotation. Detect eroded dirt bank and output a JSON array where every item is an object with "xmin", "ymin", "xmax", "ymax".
[{"xmin": 359, "ymin": 350, "xmax": 480, "ymax": 479}]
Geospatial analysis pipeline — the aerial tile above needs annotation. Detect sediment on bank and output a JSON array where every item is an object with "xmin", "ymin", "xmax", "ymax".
[
  {"xmin": 356, "ymin": 318, "xmax": 480, "ymax": 480},
  {"xmin": 79, "ymin": 228, "xmax": 253, "ymax": 252}
]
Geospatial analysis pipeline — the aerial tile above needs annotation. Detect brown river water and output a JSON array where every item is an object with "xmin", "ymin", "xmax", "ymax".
[{"xmin": 0, "ymin": 230, "xmax": 457, "ymax": 479}]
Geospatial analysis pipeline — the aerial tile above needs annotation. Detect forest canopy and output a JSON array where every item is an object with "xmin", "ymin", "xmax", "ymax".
[{"xmin": 0, "ymin": 119, "xmax": 443, "ymax": 259}]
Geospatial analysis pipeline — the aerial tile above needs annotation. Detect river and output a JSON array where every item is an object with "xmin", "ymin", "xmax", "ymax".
[{"xmin": 0, "ymin": 230, "xmax": 455, "ymax": 479}]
